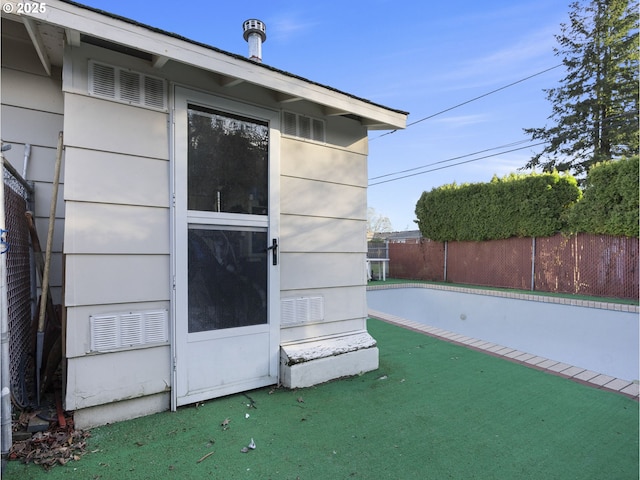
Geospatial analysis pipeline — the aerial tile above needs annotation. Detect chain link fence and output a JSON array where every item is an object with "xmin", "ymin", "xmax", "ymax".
[
  {"xmin": 534, "ymin": 234, "xmax": 638, "ymax": 299},
  {"xmin": 3, "ymin": 161, "xmax": 35, "ymax": 408},
  {"xmin": 446, "ymin": 237, "xmax": 533, "ymax": 290},
  {"xmin": 384, "ymin": 234, "xmax": 639, "ymax": 300},
  {"xmin": 367, "ymin": 241, "xmax": 388, "ymax": 259},
  {"xmin": 385, "ymin": 239, "xmax": 445, "ymax": 281}
]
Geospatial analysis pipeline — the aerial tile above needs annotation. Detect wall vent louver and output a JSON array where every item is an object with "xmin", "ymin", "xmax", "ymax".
[
  {"xmin": 119, "ymin": 70, "xmax": 141, "ymax": 103},
  {"xmin": 311, "ymin": 118, "xmax": 325, "ymax": 142},
  {"xmin": 283, "ymin": 111, "xmax": 298, "ymax": 136},
  {"xmin": 92, "ymin": 63, "xmax": 116, "ymax": 97},
  {"xmin": 298, "ymin": 116, "xmax": 311, "ymax": 139},
  {"xmin": 282, "ymin": 111, "xmax": 326, "ymax": 143},
  {"xmin": 144, "ymin": 76, "xmax": 166, "ymax": 110},
  {"xmin": 281, "ymin": 296, "xmax": 324, "ymax": 325},
  {"xmin": 90, "ymin": 309, "xmax": 168, "ymax": 352},
  {"xmin": 89, "ymin": 61, "xmax": 167, "ymax": 111}
]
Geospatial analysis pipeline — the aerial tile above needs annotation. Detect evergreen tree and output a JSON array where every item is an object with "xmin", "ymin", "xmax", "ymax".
[{"xmin": 524, "ymin": 0, "xmax": 639, "ymax": 176}]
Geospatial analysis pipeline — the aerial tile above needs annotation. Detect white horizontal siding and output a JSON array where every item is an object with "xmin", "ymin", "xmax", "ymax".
[
  {"xmin": 280, "ymin": 140, "xmax": 367, "ymax": 186},
  {"xmin": 281, "ymin": 252, "xmax": 366, "ymax": 291},
  {"xmin": 1, "ymin": 67, "xmax": 64, "ymax": 113},
  {"xmin": 281, "ymin": 177, "xmax": 366, "ymax": 220},
  {"xmin": 64, "ymin": 147, "xmax": 169, "ymax": 207},
  {"xmin": 0, "ymin": 104, "xmax": 63, "ymax": 147},
  {"xmin": 62, "ymin": 69, "xmax": 171, "ymax": 380},
  {"xmin": 280, "ymin": 317, "xmax": 367, "ymax": 344},
  {"xmin": 2, "ymin": 144, "xmax": 66, "ymax": 184},
  {"xmin": 64, "ymin": 93, "xmax": 168, "ymax": 159},
  {"xmin": 65, "ymin": 254, "xmax": 170, "ymax": 307},
  {"xmin": 33, "ymin": 217, "xmax": 64, "ymax": 256},
  {"xmin": 1, "ymin": 65, "xmax": 65, "ymax": 304},
  {"xmin": 64, "ymin": 202, "xmax": 169, "ymax": 255},
  {"xmin": 279, "ymin": 289, "xmax": 369, "ymax": 343},
  {"xmin": 65, "ymin": 345, "xmax": 170, "ymax": 410},
  {"xmin": 281, "ymin": 215, "xmax": 366, "ymax": 253},
  {"xmin": 31, "ymin": 255, "xmax": 64, "ymax": 304},
  {"xmin": 278, "ymin": 134, "xmax": 369, "ymax": 340},
  {"xmin": 280, "ymin": 285, "xmax": 367, "ymax": 329},
  {"xmin": 32, "ymin": 180, "xmax": 65, "ymax": 218}
]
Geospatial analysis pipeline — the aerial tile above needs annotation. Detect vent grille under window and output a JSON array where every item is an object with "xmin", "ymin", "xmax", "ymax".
[
  {"xmin": 90, "ymin": 309, "xmax": 169, "ymax": 352},
  {"xmin": 282, "ymin": 111, "xmax": 325, "ymax": 142},
  {"xmin": 89, "ymin": 61, "xmax": 167, "ymax": 111}
]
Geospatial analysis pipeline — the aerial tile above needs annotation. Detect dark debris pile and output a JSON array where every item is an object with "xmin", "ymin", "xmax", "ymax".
[{"xmin": 9, "ymin": 413, "xmax": 90, "ymax": 470}]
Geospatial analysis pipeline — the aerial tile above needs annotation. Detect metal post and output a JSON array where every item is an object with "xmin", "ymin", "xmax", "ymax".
[
  {"xmin": 0, "ymin": 157, "xmax": 12, "ymax": 457},
  {"xmin": 531, "ymin": 237, "xmax": 536, "ymax": 291},
  {"xmin": 443, "ymin": 241, "xmax": 448, "ymax": 282}
]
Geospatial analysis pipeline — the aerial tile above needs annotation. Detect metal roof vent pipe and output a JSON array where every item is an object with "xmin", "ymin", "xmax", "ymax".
[{"xmin": 243, "ymin": 19, "xmax": 266, "ymax": 63}]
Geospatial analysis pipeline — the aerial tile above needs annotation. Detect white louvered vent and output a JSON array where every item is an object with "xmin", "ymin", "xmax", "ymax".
[
  {"xmin": 298, "ymin": 116, "xmax": 311, "ymax": 139},
  {"xmin": 283, "ymin": 111, "xmax": 298, "ymax": 136},
  {"xmin": 92, "ymin": 63, "xmax": 115, "ymax": 97},
  {"xmin": 90, "ymin": 309, "xmax": 168, "ymax": 352},
  {"xmin": 144, "ymin": 76, "xmax": 166, "ymax": 110},
  {"xmin": 282, "ymin": 111, "xmax": 325, "ymax": 143},
  {"xmin": 311, "ymin": 118, "xmax": 325, "ymax": 142},
  {"xmin": 281, "ymin": 296, "xmax": 324, "ymax": 325},
  {"xmin": 89, "ymin": 61, "xmax": 167, "ymax": 111},
  {"xmin": 119, "ymin": 70, "xmax": 141, "ymax": 103}
]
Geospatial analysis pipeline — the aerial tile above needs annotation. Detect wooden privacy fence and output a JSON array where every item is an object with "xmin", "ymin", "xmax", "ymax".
[{"xmin": 387, "ymin": 233, "xmax": 639, "ymax": 300}]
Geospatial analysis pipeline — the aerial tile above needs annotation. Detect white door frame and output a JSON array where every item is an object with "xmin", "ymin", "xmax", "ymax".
[{"xmin": 170, "ymin": 86, "xmax": 280, "ymax": 409}]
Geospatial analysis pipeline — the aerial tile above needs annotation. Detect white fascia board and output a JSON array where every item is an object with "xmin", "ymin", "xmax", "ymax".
[{"xmin": 20, "ymin": 0, "xmax": 407, "ymax": 130}]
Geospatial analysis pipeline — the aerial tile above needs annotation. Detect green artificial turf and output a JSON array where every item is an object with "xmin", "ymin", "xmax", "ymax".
[{"xmin": 5, "ymin": 319, "xmax": 639, "ymax": 479}]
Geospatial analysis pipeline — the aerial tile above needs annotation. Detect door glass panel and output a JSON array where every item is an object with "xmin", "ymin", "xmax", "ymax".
[
  {"xmin": 188, "ymin": 104, "xmax": 269, "ymax": 215},
  {"xmin": 188, "ymin": 227, "xmax": 267, "ymax": 333}
]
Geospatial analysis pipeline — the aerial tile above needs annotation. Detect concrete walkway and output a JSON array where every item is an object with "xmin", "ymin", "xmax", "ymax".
[{"xmin": 368, "ymin": 283, "xmax": 639, "ymax": 401}]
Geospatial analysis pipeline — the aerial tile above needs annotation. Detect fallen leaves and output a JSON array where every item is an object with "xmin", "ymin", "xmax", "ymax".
[
  {"xmin": 15, "ymin": 410, "xmax": 38, "ymax": 429},
  {"xmin": 9, "ymin": 423, "xmax": 90, "ymax": 469}
]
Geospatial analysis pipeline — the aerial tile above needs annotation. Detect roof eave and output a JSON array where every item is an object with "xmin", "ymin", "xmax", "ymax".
[{"xmin": 9, "ymin": 0, "xmax": 407, "ymax": 130}]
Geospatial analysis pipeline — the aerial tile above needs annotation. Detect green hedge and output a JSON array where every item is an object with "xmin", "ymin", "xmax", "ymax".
[
  {"xmin": 415, "ymin": 158, "xmax": 639, "ymax": 241},
  {"xmin": 566, "ymin": 156, "xmax": 639, "ymax": 237},
  {"xmin": 415, "ymin": 172, "xmax": 582, "ymax": 242}
]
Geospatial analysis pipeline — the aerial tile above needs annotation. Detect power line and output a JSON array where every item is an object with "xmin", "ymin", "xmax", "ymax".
[
  {"xmin": 369, "ymin": 139, "xmax": 532, "ymax": 181},
  {"xmin": 371, "ymin": 64, "xmax": 563, "ymax": 141},
  {"xmin": 369, "ymin": 107, "xmax": 638, "ymax": 185},
  {"xmin": 368, "ymin": 141, "xmax": 546, "ymax": 186}
]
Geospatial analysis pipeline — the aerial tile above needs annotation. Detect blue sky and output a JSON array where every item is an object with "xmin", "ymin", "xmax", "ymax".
[{"xmin": 80, "ymin": 0, "xmax": 570, "ymax": 231}]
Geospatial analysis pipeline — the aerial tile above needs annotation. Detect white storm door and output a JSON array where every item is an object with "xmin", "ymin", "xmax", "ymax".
[{"xmin": 173, "ymin": 87, "xmax": 280, "ymax": 407}]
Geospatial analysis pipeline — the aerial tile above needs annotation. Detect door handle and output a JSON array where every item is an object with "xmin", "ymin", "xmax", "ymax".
[{"xmin": 266, "ymin": 238, "xmax": 278, "ymax": 265}]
